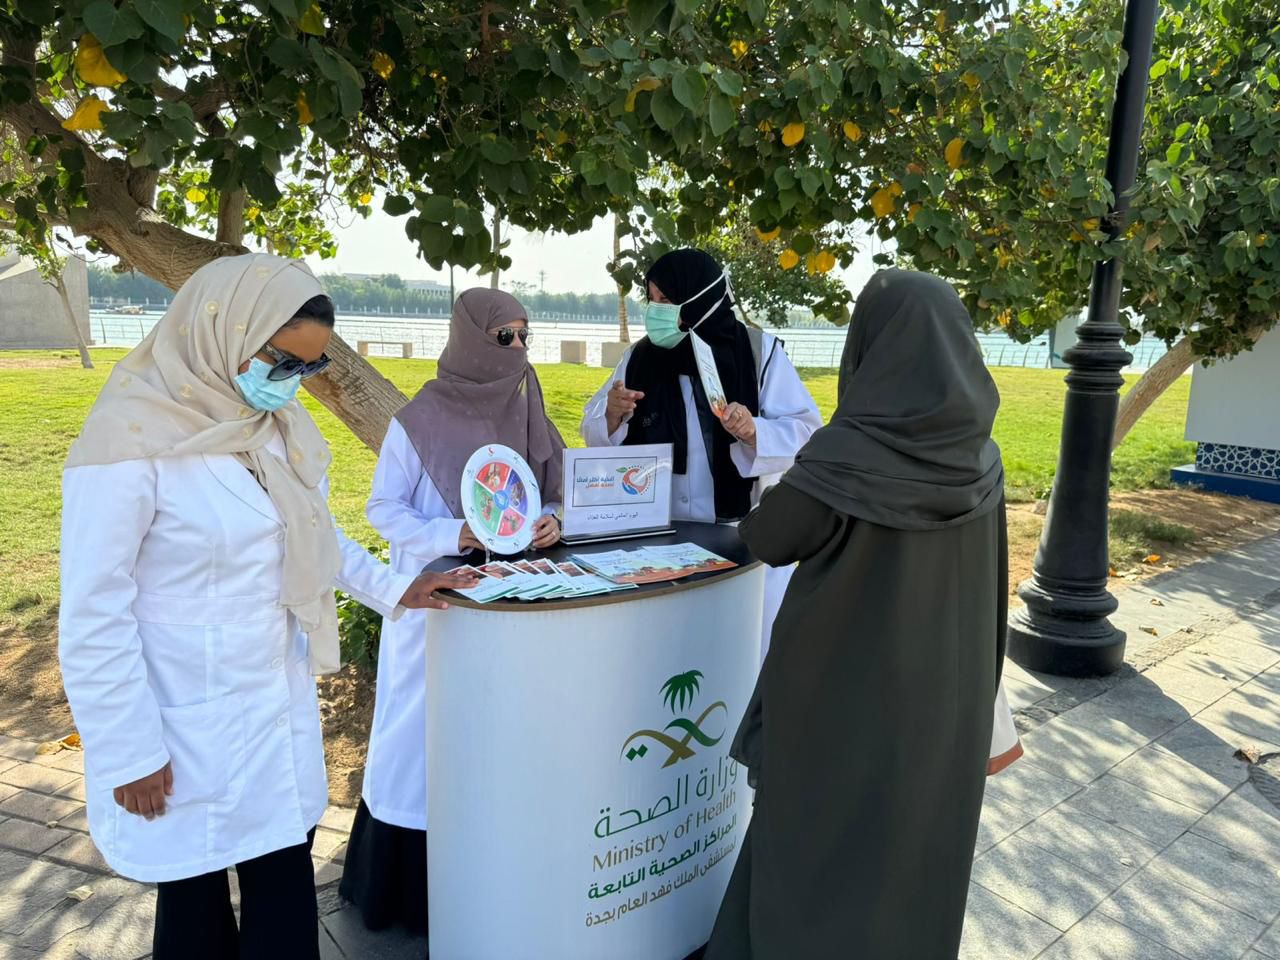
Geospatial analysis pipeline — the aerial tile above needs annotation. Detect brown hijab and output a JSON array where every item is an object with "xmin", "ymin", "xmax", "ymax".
[{"xmin": 395, "ymin": 288, "xmax": 565, "ymax": 516}]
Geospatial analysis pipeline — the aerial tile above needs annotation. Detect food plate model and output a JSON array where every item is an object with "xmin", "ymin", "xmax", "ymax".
[{"xmin": 461, "ymin": 444, "xmax": 542, "ymax": 555}]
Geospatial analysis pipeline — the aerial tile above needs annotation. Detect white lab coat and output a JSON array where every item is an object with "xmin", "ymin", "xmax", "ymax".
[
  {"xmin": 58, "ymin": 433, "xmax": 415, "ymax": 883},
  {"xmin": 580, "ymin": 333, "xmax": 822, "ymax": 658},
  {"xmin": 362, "ymin": 419, "xmax": 559, "ymax": 831}
]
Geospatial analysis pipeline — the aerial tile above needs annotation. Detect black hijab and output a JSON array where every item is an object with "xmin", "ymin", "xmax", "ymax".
[
  {"xmin": 783, "ymin": 269, "xmax": 1004, "ymax": 530},
  {"xmin": 624, "ymin": 249, "xmax": 759, "ymax": 521}
]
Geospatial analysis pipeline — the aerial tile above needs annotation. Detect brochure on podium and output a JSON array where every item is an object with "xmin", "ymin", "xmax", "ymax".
[
  {"xmin": 570, "ymin": 543, "xmax": 737, "ymax": 585},
  {"xmin": 561, "ymin": 443, "xmax": 676, "ymax": 544}
]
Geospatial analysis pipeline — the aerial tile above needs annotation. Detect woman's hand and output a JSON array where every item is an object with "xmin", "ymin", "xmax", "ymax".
[
  {"xmin": 605, "ymin": 380, "xmax": 645, "ymax": 435},
  {"xmin": 720, "ymin": 402, "xmax": 757, "ymax": 446},
  {"xmin": 531, "ymin": 515, "xmax": 562, "ymax": 550},
  {"xmin": 399, "ymin": 570, "xmax": 480, "ymax": 610},
  {"xmin": 458, "ymin": 522, "xmax": 483, "ymax": 554},
  {"xmin": 114, "ymin": 762, "xmax": 173, "ymax": 820}
]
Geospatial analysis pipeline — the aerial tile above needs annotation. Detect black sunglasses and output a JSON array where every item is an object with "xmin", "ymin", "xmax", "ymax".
[
  {"xmin": 494, "ymin": 327, "xmax": 531, "ymax": 347},
  {"xmin": 260, "ymin": 341, "xmax": 332, "ymax": 380}
]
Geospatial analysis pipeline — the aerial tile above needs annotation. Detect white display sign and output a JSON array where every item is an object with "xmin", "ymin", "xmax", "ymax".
[
  {"xmin": 562, "ymin": 444, "xmax": 674, "ymax": 541},
  {"xmin": 425, "ymin": 567, "xmax": 764, "ymax": 960}
]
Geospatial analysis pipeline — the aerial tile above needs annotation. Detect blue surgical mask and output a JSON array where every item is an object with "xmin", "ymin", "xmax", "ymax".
[
  {"xmin": 643, "ymin": 271, "xmax": 729, "ymax": 350},
  {"xmin": 234, "ymin": 358, "xmax": 302, "ymax": 412}
]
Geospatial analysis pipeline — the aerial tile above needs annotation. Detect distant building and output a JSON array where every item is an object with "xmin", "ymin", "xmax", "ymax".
[{"xmin": 0, "ymin": 254, "xmax": 91, "ymax": 349}]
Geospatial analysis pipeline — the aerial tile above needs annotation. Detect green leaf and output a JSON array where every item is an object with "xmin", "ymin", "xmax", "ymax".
[
  {"xmin": 627, "ymin": 0, "xmax": 668, "ymax": 33},
  {"xmin": 675, "ymin": 0, "xmax": 702, "ymax": 12},
  {"xmin": 1149, "ymin": 58, "xmax": 1170, "ymax": 79},
  {"xmin": 1267, "ymin": 73, "xmax": 1280, "ymax": 91},
  {"xmin": 714, "ymin": 70, "xmax": 744, "ymax": 98},
  {"xmin": 672, "ymin": 68, "xmax": 707, "ymax": 111},
  {"xmin": 1167, "ymin": 142, "xmax": 1184, "ymax": 164},
  {"xmin": 480, "ymin": 139, "xmax": 516, "ymax": 164},
  {"xmin": 299, "ymin": 3, "xmax": 326, "ymax": 35},
  {"xmin": 1174, "ymin": 121, "xmax": 1192, "ymax": 140},
  {"xmin": 267, "ymin": 37, "xmax": 310, "ymax": 71},
  {"xmin": 709, "ymin": 91, "xmax": 735, "ymax": 136},
  {"xmin": 419, "ymin": 194, "xmax": 454, "ymax": 223},
  {"xmin": 134, "ymin": 0, "xmax": 185, "ymax": 43},
  {"xmin": 383, "ymin": 194, "xmax": 412, "ymax": 216},
  {"xmin": 419, "ymin": 222, "xmax": 454, "ymax": 259},
  {"xmin": 747, "ymin": 0, "xmax": 766, "ymax": 26},
  {"xmin": 83, "ymin": 0, "xmax": 146, "ymax": 46},
  {"xmin": 649, "ymin": 86, "xmax": 682, "ymax": 131}
]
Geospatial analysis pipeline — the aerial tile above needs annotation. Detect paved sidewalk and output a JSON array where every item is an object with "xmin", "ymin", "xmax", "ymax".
[{"xmin": 2, "ymin": 533, "xmax": 1279, "ymax": 959}]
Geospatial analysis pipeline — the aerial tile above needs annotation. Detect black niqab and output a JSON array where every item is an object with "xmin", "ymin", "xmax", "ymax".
[{"xmin": 624, "ymin": 248, "xmax": 759, "ymax": 520}]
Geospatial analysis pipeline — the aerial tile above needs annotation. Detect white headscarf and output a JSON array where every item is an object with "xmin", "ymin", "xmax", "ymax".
[{"xmin": 66, "ymin": 254, "xmax": 345, "ymax": 675}]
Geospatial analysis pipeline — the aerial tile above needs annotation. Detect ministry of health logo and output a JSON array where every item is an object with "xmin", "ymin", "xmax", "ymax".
[
  {"xmin": 621, "ymin": 670, "xmax": 728, "ymax": 769},
  {"xmin": 617, "ymin": 465, "xmax": 652, "ymax": 496}
]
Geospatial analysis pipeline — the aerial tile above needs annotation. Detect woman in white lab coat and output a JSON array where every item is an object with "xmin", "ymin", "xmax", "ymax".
[
  {"xmin": 57, "ymin": 254, "xmax": 474, "ymax": 960},
  {"xmin": 581, "ymin": 248, "xmax": 822, "ymax": 658},
  {"xmin": 340, "ymin": 287, "xmax": 566, "ymax": 934}
]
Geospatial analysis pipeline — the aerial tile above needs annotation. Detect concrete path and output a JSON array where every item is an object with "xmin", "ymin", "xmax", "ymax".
[{"xmin": 2, "ymin": 533, "xmax": 1279, "ymax": 958}]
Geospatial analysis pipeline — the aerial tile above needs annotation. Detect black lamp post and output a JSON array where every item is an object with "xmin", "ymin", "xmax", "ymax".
[{"xmin": 1006, "ymin": 0, "xmax": 1160, "ymax": 676}]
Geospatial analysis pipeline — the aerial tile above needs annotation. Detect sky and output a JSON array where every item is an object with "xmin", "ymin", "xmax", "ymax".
[{"xmin": 308, "ymin": 202, "xmax": 891, "ymax": 300}]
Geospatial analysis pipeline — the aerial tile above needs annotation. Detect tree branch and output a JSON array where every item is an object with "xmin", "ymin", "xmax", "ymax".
[{"xmin": 217, "ymin": 188, "xmax": 246, "ymax": 245}]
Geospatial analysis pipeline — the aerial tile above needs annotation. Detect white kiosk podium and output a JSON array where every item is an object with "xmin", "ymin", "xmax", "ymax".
[{"xmin": 423, "ymin": 523, "xmax": 763, "ymax": 960}]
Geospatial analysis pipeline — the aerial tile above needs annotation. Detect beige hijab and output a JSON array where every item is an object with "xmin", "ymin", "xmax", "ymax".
[{"xmin": 66, "ymin": 254, "xmax": 345, "ymax": 675}]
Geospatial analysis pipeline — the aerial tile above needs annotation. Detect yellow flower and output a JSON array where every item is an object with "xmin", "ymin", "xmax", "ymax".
[
  {"xmin": 1257, "ymin": 234, "xmax": 1267, "ymax": 246},
  {"xmin": 757, "ymin": 119, "xmax": 773, "ymax": 134},
  {"xmin": 778, "ymin": 249, "xmax": 800, "ymax": 270},
  {"xmin": 781, "ymin": 122, "xmax": 805, "ymax": 147},
  {"xmin": 730, "ymin": 39, "xmax": 748, "ymax": 59},
  {"xmin": 945, "ymin": 137, "xmax": 966, "ymax": 170},
  {"xmin": 372, "ymin": 52, "xmax": 395, "ymax": 81},
  {"xmin": 960, "ymin": 72, "xmax": 980, "ymax": 91},
  {"xmin": 75, "ymin": 35, "xmax": 126, "ymax": 87},
  {"xmin": 246, "ymin": 206, "xmax": 260, "ymax": 220},
  {"xmin": 359, "ymin": 192, "xmax": 374, "ymax": 205},
  {"xmin": 995, "ymin": 308, "xmax": 1012, "ymax": 328},
  {"xmin": 755, "ymin": 226, "xmax": 781, "ymax": 242},
  {"xmin": 806, "ymin": 250, "xmax": 836, "ymax": 275},
  {"xmin": 842, "ymin": 121, "xmax": 863, "ymax": 142},
  {"xmin": 870, "ymin": 186, "xmax": 897, "ymax": 219},
  {"xmin": 889, "ymin": 181, "xmax": 903, "ymax": 197},
  {"xmin": 625, "ymin": 76, "xmax": 662, "ymax": 113},
  {"xmin": 907, "ymin": 203, "xmax": 921, "ymax": 223},
  {"xmin": 995, "ymin": 246, "xmax": 1014, "ymax": 269},
  {"xmin": 296, "ymin": 92, "xmax": 314, "ymax": 126},
  {"xmin": 185, "ymin": 187, "xmax": 207, "ymax": 203},
  {"xmin": 61, "ymin": 95, "xmax": 108, "ymax": 132}
]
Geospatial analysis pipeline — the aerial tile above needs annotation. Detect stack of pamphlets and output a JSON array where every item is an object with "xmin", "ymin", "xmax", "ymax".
[
  {"xmin": 570, "ymin": 543, "xmax": 737, "ymax": 585},
  {"xmin": 442, "ymin": 560, "xmax": 637, "ymax": 603}
]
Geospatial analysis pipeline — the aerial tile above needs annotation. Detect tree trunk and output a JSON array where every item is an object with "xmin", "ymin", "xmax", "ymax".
[
  {"xmin": 490, "ymin": 209, "xmax": 502, "ymax": 289},
  {"xmin": 1112, "ymin": 324, "xmax": 1269, "ymax": 449},
  {"xmin": 613, "ymin": 215, "xmax": 629, "ymax": 342},
  {"xmin": 303, "ymin": 335, "xmax": 408, "ymax": 451},
  {"xmin": 217, "ymin": 189, "xmax": 247, "ymax": 246},
  {"xmin": 52, "ymin": 268, "xmax": 93, "ymax": 369}
]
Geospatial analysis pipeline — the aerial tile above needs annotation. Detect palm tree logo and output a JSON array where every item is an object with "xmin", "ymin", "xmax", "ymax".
[
  {"xmin": 661, "ymin": 671, "xmax": 702, "ymax": 714},
  {"xmin": 622, "ymin": 669, "xmax": 728, "ymax": 768}
]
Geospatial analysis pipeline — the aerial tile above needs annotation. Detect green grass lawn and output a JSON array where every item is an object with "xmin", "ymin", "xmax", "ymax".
[{"xmin": 0, "ymin": 349, "xmax": 1194, "ymax": 637}]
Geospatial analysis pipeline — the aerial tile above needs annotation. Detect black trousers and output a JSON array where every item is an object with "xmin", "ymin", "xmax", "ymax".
[{"xmin": 152, "ymin": 829, "xmax": 318, "ymax": 960}]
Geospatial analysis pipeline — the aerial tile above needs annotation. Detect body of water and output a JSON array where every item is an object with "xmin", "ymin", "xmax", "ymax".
[{"xmin": 88, "ymin": 310, "xmax": 1169, "ymax": 372}]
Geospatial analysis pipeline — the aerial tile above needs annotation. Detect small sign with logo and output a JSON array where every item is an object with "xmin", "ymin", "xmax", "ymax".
[{"xmin": 562, "ymin": 443, "xmax": 676, "ymax": 544}]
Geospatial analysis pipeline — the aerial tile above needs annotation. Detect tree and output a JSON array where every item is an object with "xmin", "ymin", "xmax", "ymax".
[
  {"xmin": 2, "ymin": 0, "xmax": 986, "ymax": 448},
  {"xmin": 631, "ymin": 0, "xmax": 1278, "ymax": 439},
  {"xmin": 698, "ymin": 207, "xmax": 850, "ymax": 327}
]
